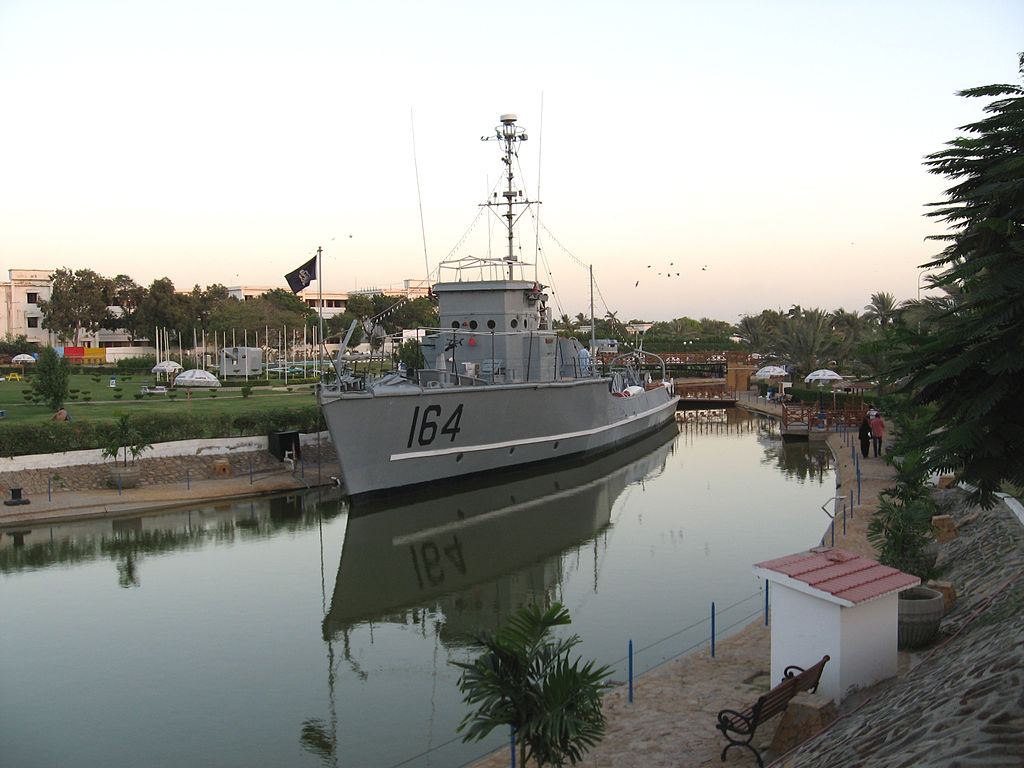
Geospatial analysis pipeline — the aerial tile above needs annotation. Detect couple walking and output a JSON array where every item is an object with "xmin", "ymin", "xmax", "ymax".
[{"xmin": 858, "ymin": 406, "xmax": 884, "ymax": 458}]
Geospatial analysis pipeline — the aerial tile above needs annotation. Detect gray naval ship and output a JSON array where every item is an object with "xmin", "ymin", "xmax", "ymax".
[{"xmin": 318, "ymin": 114, "xmax": 679, "ymax": 499}]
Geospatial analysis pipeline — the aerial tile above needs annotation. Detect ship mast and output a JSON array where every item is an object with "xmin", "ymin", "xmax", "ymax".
[{"xmin": 482, "ymin": 114, "xmax": 532, "ymax": 280}]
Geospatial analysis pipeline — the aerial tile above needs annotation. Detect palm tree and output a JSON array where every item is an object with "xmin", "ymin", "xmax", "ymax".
[
  {"xmin": 669, "ymin": 317, "xmax": 700, "ymax": 341},
  {"xmin": 830, "ymin": 308, "xmax": 866, "ymax": 370},
  {"xmin": 734, "ymin": 314, "xmax": 775, "ymax": 352},
  {"xmin": 864, "ymin": 291, "xmax": 900, "ymax": 329},
  {"xmin": 775, "ymin": 308, "xmax": 837, "ymax": 378},
  {"xmin": 453, "ymin": 603, "xmax": 612, "ymax": 767},
  {"xmin": 899, "ymin": 278, "xmax": 962, "ymax": 331},
  {"xmin": 556, "ymin": 313, "xmax": 579, "ymax": 333}
]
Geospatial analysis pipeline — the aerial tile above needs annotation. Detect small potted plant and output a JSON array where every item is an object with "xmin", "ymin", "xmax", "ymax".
[{"xmin": 102, "ymin": 412, "xmax": 152, "ymax": 488}]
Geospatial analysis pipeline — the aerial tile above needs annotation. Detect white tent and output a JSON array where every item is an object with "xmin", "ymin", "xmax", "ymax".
[
  {"xmin": 804, "ymin": 369, "xmax": 844, "ymax": 384},
  {"xmin": 152, "ymin": 360, "xmax": 183, "ymax": 374},
  {"xmin": 174, "ymin": 369, "xmax": 221, "ymax": 388},
  {"xmin": 753, "ymin": 365, "xmax": 787, "ymax": 379},
  {"xmin": 12, "ymin": 353, "xmax": 36, "ymax": 364}
]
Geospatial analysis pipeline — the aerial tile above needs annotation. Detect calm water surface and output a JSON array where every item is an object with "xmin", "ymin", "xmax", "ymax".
[{"xmin": 1, "ymin": 409, "xmax": 833, "ymax": 767}]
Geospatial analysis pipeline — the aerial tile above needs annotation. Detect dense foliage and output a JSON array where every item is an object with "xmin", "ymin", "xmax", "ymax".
[{"xmin": 886, "ymin": 55, "xmax": 1024, "ymax": 506}]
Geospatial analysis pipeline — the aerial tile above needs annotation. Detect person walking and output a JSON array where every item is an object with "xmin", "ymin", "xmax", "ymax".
[
  {"xmin": 869, "ymin": 412, "xmax": 885, "ymax": 457},
  {"xmin": 858, "ymin": 415, "xmax": 872, "ymax": 459}
]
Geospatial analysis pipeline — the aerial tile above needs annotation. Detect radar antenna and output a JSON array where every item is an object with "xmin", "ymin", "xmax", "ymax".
[{"xmin": 481, "ymin": 114, "xmax": 533, "ymax": 279}]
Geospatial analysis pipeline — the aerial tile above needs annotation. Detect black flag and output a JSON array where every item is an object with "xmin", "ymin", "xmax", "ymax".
[{"xmin": 285, "ymin": 256, "xmax": 317, "ymax": 293}]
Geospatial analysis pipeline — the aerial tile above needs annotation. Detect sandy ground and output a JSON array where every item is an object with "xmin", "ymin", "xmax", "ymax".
[{"xmin": 467, "ymin": 407, "xmax": 897, "ymax": 768}]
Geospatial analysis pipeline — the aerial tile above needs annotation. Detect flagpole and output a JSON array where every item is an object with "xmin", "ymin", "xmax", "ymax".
[{"xmin": 317, "ymin": 245, "xmax": 324, "ymax": 378}]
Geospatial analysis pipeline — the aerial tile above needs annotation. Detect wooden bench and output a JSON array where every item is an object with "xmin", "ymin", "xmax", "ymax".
[{"xmin": 716, "ymin": 655, "xmax": 829, "ymax": 767}]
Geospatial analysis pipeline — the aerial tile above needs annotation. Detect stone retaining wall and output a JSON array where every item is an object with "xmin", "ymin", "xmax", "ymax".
[{"xmin": 0, "ymin": 440, "xmax": 337, "ymax": 496}]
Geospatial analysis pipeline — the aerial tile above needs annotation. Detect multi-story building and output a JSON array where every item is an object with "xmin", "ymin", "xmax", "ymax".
[{"xmin": 1, "ymin": 269, "xmax": 137, "ymax": 352}]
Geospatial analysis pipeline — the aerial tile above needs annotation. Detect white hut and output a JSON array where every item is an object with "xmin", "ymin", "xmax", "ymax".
[{"xmin": 754, "ymin": 547, "xmax": 919, "ymax": 703}]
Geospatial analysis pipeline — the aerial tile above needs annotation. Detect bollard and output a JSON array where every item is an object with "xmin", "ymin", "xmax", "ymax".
[
  {"xmin": 186, "ymin": 469, "xmax": 190, "ymax": 491},
  {"xmin": 843, "ymin": 506, "xmax": 847, "ymax": 535},
  {"xmin": 628, "ymin": 639, "xmax": 634, "ymax": 703},
  {"xmin": 711, "ymin": 602, "xmax": 716, "ymax": 658},
  {"xmin": 48, "ymin": 477, "xmax": 52, "ymax": 502},
  {"xmin": 831, "ymin": 518, "xmax": 835, "ymax": 547},
  {"xmin": 249, "ymin": 460, "xmax": 254, "ymax": 484},
  {"xmin": 850, "ymin": 489, "xmax": 854, "ymax": 516},
  {"xmin": 510, "ymin": 726, "xmax": 516, "ymax": 768},
  {"xmin": 856, "ymin": 465, "xmax": 861, "ymax": 505},
  {"xmin": 117, "ymin": 473, "xmax": 122, "ymax": 496}
]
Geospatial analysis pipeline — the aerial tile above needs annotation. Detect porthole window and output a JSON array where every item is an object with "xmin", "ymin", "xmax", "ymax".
[
  {"xmin": 487, "ymin": 320, "xmax": 496, "ymax": 329},
  {"xmin": 451, "ymin": 321, "xmax": 460, "ymax": 329},
  {"xmin": 469, "ymin": 320, "xmax": 478, "ymax": 329},
  {"xmin": 510, "ymin": 319, "xmax": 518, "ymax": 329}
]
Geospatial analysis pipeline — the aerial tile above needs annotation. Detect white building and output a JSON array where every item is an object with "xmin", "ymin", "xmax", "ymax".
[
  {"xmin": 754, "ymin": 546, "xmax": 919, "ymax": 703},
  {"xmin": 0, "ymin": 269, "xmax": 136, "ymax": 352}
]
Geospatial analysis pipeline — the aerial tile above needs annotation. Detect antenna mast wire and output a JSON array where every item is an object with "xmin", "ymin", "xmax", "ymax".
[{"xmin": 410, "ymin": 109, "xmax": 431, "ymax": 286}]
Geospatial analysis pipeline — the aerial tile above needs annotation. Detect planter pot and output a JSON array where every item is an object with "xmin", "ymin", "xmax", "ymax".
[
  {"xmin": 107, "ymin": 465, "xmax": 141, "ymax": 489},
  {"xmin": 898, "ymin": 586, "xmax": 944, "ymax": 649}
]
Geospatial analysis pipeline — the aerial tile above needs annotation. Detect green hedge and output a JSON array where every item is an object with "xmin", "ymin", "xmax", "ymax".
[{"xmin": 0, "ymin": 404, "xmax": 323, "ymax": 458}]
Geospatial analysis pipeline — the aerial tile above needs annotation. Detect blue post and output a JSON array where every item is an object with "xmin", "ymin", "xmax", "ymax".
[
  {"xmin": 831, "ymin": 518, "xmax": 835, "ymax": 547},
  {"xmin": 843, "ymin": 506, "xmax": 847, "ymax": 535},
  {"xmin": 510, "ymin": 726, "xmax": 515, "ymax": 768},
  {"xmin": 711, "ymin": 602, "xmax": 716, "ymax": 658},
  {"xmin": 856, "ymin": 465, "xmax": 861, "ymax": 505},
  {"xmin": 850, "ymin": 489, "xmax": 854, "ymax": 516},
  {"xmin": 249, "ymin": 460, "xmax": 254, "ymax": 484},
  {"xmin": 186, "ymin": 468, "xmax": 190, "ymax": 491},
  {"xmin": 628, "ymin": 639, "xmax": 634, "ymax": 703},
  {"xmin": 47, "ymin": 477, "xmax": 52, "ymax": 502},
  {"xmin": 764, "ymin": 581, "xmax": 770, "ymax": 626},
  {"xmin": 117, "ymin": 472, "xmax": 122, "ymax": 496}
]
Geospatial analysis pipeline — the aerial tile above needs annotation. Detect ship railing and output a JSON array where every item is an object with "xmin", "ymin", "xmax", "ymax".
[
  {"xmin": 435, "ymin": 254, "xmax": 537, "ymax": 282},
  {"xmin": 610, "ymin": 349, "xmax": 669, "ymax": 383}
]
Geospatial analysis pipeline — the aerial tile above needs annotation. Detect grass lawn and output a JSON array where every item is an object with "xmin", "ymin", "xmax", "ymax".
[{"xmin": 0, "ymin": 373, "xmax": 317, "ymax": 426}]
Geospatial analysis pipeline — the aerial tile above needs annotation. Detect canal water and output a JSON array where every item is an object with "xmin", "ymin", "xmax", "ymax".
[{"xmin": 1, "ymin": 409, "xmax": 833, "ymax": 768}]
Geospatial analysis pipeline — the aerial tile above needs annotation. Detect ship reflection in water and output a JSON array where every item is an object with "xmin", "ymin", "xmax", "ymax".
[
  {"xmin": 1, "ymin": 410, "xmax": 832, "ymax": 768},
  {"xmin": 324, "ymin": 423, "xmax": 679, "ymax": 646}
]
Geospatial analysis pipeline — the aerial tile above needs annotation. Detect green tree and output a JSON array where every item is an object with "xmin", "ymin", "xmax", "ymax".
[
  {"xmin": 31, "ymin": 346, "xmax": 70, "ymax": 410},
  {"xmin": 453, "ymin": 603, "xmax": 612, "ymax": 768},
  {"xmin": 864, "ymin": 291, "xmax": 900, "ymax": 329},
  {"xmin": 887, "ymin": 55, "xmax": 1024, "ymax": 505},
  {"xmin": 103, "ymin": 274, "xmax": 148, "ymax": 341},
  {"xmin": 774, "ymin": 308, "xmax": 837, "ymax": 378},
  {"xmin": 38, "ymin": 267, "xmax": 111, "ymax": 345},
  {"xmin": 137, "ymin": 277, "xmax": 191, "ymax": 343}
]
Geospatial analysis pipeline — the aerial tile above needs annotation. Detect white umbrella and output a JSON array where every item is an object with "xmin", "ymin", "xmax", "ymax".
[
  {"xmin": 753, "ymin": 365, "xmax": 787, "ymax": 379},
  {"xmin": 804, "ymin": 369, "xmax": 844, "ymax": 384},
  {"xmin": 152, "ymin": 360, "xmax": 183, "ymax": 374},
  {"xmin": 12, "ymin": 353, "xmax": 36, "ymax": 364},
  {"xmin": 174, "ymin": 369, "xmax": 220, "ymax": 388}
]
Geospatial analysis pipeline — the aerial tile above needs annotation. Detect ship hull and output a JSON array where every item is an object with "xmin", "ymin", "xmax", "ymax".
[{"xmin": 319, "ymin": 378, "xmax": 678, "ymax": 499}]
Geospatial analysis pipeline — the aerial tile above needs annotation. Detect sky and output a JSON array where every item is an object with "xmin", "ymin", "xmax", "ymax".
[{"xmin": 1, "ymin": 0, "xmax": 1022, "ymax": 324}]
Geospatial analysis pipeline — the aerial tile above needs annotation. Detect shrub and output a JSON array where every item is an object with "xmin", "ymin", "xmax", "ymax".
[
  {"xmin": 133, "ymin": 394, "xmax": 143, "ymax": 400},
  {"xmin": 241, "ymin": 386, "xmax": 252, "ymax": 398}
]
